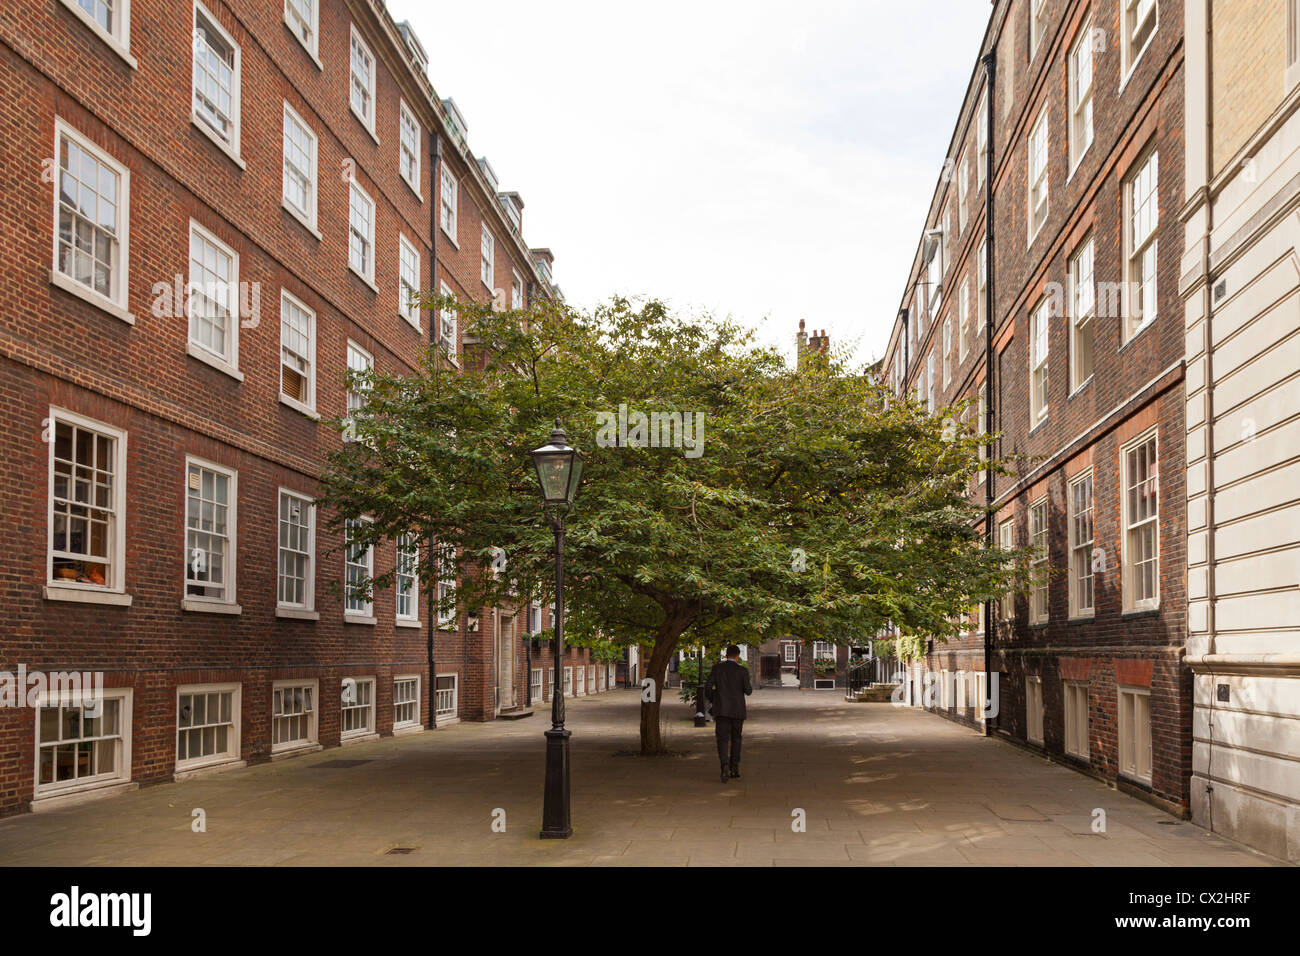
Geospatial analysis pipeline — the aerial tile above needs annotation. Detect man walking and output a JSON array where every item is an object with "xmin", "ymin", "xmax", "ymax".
[{"xmin": 704, "ymin": 644, "xmax": 753, "ymax": 783}]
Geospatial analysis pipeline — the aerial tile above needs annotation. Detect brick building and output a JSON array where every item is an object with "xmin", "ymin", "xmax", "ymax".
[
  {"xmin": 879, "ymin": 0, "xmax": 1192, "ymax": 815},
  {"xmin": 0, "ymin": 0, "xmax": 602, "ymax": 816},
  {"xmin": 1179, "ymin": 0, "xmax": 1300, "ymax": 862}
]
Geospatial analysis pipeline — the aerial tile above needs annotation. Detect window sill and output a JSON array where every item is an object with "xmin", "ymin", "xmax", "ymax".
[
  {"xmin": 1067, "ymin": 376, "xmax": 1093, "ymax": 401},
  {"xmin": 1122, "ymin": 606, "xmax": 1161, "ymax": 621},
  {"xmin": 396, "ymin": 618, "xmax": 422, "ymax": 629},
  {"xmin": 43, "ymin": 585, "xmax": 132, "ymax": 607},
  {"xmin": 392, "ymin": 723, "xmax": 424, "ymax": 737},
  {"xmin": 401, "ymin": 313, "xmax": 422, "ymax": 334},
  {"xmin": 279, "ymin": 393, "xmax": 320, "ymax": 420},
  {"xmin": 340, "ymin": 731, "xmax": 380, "ymax": 747},
  {"xmin": 1118, "ymin": 37, "xmax": 1156, "ymax": 96},
  {"xmin": 59, "ymin": 0, "xmax": 138, "ymax": 68},
  {"xmin": 352, "ymin": 106, "xmax": 380, "ymax": 145},
  {"xmin": 1067, "ymin": 141, "xmax": 1093, "ymax": 184},
  {"xmin": 49, "ymin": 270, "xmax": 134, "ymax": 325},
  {"xmin": 191, "ymin": 116, "xmax": 246, "ymax": 170},
  {"xmin": 1028, "ymin": 416, "xmax": 1049, "ymax": 437},
  {"xmin": 401, "ymin": 175, "xmax": 422, "ymax": 202},
  {"xmin": 284, "ymin": 17, "xmax": 323, "ymax": 70},
  {"xmin": 348, "ymin": 263, "xmax": 379, "ymax": 293},
  {"xmin": 344, "ymin": 613, "xmax": 376, "ymax": 626},
  {"xmin": 183, "ymin": 598, "xmax": 242, "ymax": 615},
  {"xmin": 270, "ymin": 742, "xmax": 322, "ymax": 761},
  {"xmin": 174, "ymin": 758, "xmax": 245, "ymax": 781},
  {"xmin": 187, "ymin": 342, "xmax": 245, "ymax": 382},
  {"xmin": 281, "ymin": 198, "xmax": 322, "ymax": 240},
  {"xmin": 1118, "ymin": 318, "xmax": 1156, "ymax": 352},
  {"xmin": 31, "ymin": 779, "xmax": 137, "ymax": 812},
  {"xmin": 276, "ymin": 606, "xmax": 319, "ymax": 621},
  {"xmin": 440, "ymin": 225, "xmax": 459, "ymax": 248},
  {"xmin": 1067, "ymin": 613, "xmax": 1096, "ymax": 624}
]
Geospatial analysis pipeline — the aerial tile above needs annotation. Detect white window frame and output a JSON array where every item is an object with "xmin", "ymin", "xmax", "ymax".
[
  {"xmin": 276, "ymin": 488, "xmax": 315, "ymax": 612},
  {"xmin": 399, "ymin": 99, "xmax": 421, "ymax": 196},
  {"xmin": 1124, "ymin": 149, "xmax": 1159, "ymax": 341},
  {"xmin": 511, "ymin": 269, "xmax": 524, "ymax": 310},
  {"xmin": 281, "ymin": 101, "xmax": 318, "ymax": 233},
  {"xmin": 957, "ymin": 149, "xmax": 969, "ymax": 233},
  {"xmin": 976, "ymin": 384, "xmax": 987, "ymax": 485},
  {"xmin": 344, "ymin": 340, "xmax": 373, "ymax": 443},
  {"xmin": 279, "ymin": 290, "xmax": 316, "ymax": 416},
  {"xmin": 1121, "ymin": 429, "xmax": 1160, "ymax": 612},
  {"xmin": 436, "ymin": 674, "xmax": 458, "ymax": 719},
  {"xmin": 1122, "ymin": 0, "xmax": 1158, "ymax": 85},
  {"xmin": 1029, "ymin": 0, "xmax": 1047, "ymax": 61},
  {"xmin": 175, "ymin": 683, "xmax": 240, "ymax": 773},
  {"xmin": 435, "ymin": 542, "xmax": 456, "ymax": 628},
  {"xmin": 192, "ymin": 1, "xmax": 242, "ymax": 162},
  {"xmin": 439, "ymin": 168, "xmax": 458, "ymax": 242},
  {"xmin": 271, "ymin": 679, "xmax": 317, "ymax": 753},
  {"xmin": 46, "ymin": 408, "xmax": 129, "ymax": 597},
  {"xmin": 1027, "ymin": 107, "xmax": 1049, "ymax": 243},
  {"xmin": 396, "ymin": 532, "xmax": 419, "ymax": 623},
  {"xmin": 283, "ymin": 0, "xmax": 319, "ymax": 63},
  {"xmin": 783, "ymin": 644, "xmax": 797, "ymax": 663},
  {"xmin": 1289, "ymin": 0, "xmax": 1300, "ymax": 91},
  {"xmin": 927, "ymin": 350, "xmax": 935, "ymax": 413},
  {"xmin": 344, "ymin": 516, "xmax": 374, "ymax": 619},
  {"xmin": 563, "ymin": 666, "xmax": 574, "ymax": 697},
  {"xmin": 1069, "ymin": 16, "xmax": 1094, "ymax": 172},
  {"xmin": 977, "ymin": 95, "xmax": 988, "ymax": 186},
  {"xmin": 340, "ymin": 676, "xmax": 376, "ymax": 739},
  {"xmin": 1067, "ymin": 469, "xmax": 1095, "ymax": 619},
  {"xmin": 1029, "ymin": 298, "xmax": 1049, "ymax": 427},
  {"xmin": 1118, "ymin": 684, "xmax": 1152, "ymax": 782},
  {"xmin": 814, "ymin": 641, "xmax": 836, "ymax": 660},
  {"xmin": 977, "ymin": 240, "xmax": 987, "ymax": 331},
  {"xmin": 399, "ymin": 234, "xmax": 421, "ymax": 330},
  {"xmin": 480, "ymin": 222, "xmax": 495, "ymax": 290},
  {"xmin": 999, "ymin": 518, "xmax": 1015, "ymax": 621},
  {"xmin": 530, "ymin": 667, "xmax": 543, "ymax": 702},
  {"xmin": 1028, "ymin": 496, "xmax": 1048, "ymax": 625},
  {"xmin": 959, "ymin": 277, "xmax": 971, "ymax": 363},
  {"xmin": 187, "ymin": 220, "xmax": 241, "ymax": 379},
  {"xmin": 394, "ymin": 675, "xmax": 421, "ymax": 729},
  {"xmin": 1069, "ymin": 237, "xmax": 1095, "ymax": 392},
  {"xmin": 183, "ymin": 456, "xmax": 238, "ymax": 609},
  {"xmin": 34, "ymin": 686, "xmax": 132, "ymax": 800},
  {"xmin": 348, "ymin": 23, "xmax": 377, "ymax": 136},
  {"xmin": 942, "ymin": 317, "xmax": 952, "ymax": 387},
  {"xmin": 1064, "ymin": 680, "xmax": 1089, "ymax": 758},
  {"xmin": 439, "ymin": 281, "xmax": 458, "ymax": 362},
  {"xmin": 348, "ymin": 178, "xmax": 376, "ymax": 285},
  {"xmin": 51, "ymin": 118, "xmax": 132, "ymax": 322},
  {"xmin": 61, "ymin": 0, "xmax": 136, "ymax": 67},
  {"xmin": 1026, "ymin": 675, "xmax": 1044, "ymax": 745}
]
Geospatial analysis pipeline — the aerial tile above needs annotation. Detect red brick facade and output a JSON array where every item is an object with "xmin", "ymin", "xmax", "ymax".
[
  {"xmin": 0, "ymin": 0, "xmax": 582, "ymax": 815},
  {"xmin": 881, "ymin": 0, "xmax": 1191, "ymax": 812}
]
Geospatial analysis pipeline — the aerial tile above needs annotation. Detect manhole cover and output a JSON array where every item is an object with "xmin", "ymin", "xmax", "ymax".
[
  {"xmin": 385, "ymin": 847, "xmax": 416, "ymax": 855},
  {"xmin": 313, "ymin": 759, "xmax": 373, "ymax": 769},
  {"xmin": 1157, "ymin": 821, "xmax": 1180, "ymax": 826}
]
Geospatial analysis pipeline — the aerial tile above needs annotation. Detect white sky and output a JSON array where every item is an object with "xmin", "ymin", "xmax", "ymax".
[{"xmin": 389, "ymin": 0, "xmax": 992, "ymax": 370}]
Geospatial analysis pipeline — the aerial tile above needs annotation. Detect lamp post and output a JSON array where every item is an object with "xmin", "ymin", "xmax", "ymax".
[
  {"xmin": 531, "ymin": 420, "xmax": 584, "ymax": 839},
  {"xmin": 694, "ymin": 644, "xmax": 706, "ymax": 727}
]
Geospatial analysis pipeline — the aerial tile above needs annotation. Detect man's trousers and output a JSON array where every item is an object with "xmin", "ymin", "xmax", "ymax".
[{"xmin": 714, "ymin": 716, "xmax": 744, "ymax": 769}]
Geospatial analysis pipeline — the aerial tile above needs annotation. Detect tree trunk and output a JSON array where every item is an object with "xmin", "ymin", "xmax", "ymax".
[{"xmin": 639, "ymin": 624, "xmax": 686, "ymax": 754}]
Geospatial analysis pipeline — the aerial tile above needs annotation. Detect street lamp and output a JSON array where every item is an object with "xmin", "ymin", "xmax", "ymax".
[{"xmin": 531, "ymin": 420, "xmax": 584, "ymax": 839}]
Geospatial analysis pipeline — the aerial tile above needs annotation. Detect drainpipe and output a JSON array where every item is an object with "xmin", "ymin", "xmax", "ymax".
[
  {"xmin": 426, "ymin": 131, "xmax": 443, "ymax": 731},
  {"xmin": 980, "ymin": 48, "xmax": 997, "ymax": 738}
]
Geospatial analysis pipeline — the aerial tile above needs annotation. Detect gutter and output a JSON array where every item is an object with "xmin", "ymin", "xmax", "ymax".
[
  {"xmin": 981, "ymin": 48, "xmax": 997, "ymax": 738},
  {"xmin": 426, "ymin": 131, "xmax": 443, "ymax": 731}
]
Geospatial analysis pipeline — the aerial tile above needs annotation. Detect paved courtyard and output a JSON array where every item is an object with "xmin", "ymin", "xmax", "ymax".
[{"xmin": 0, "ymin": 689, "xmax": 1281, "ymax": 866}]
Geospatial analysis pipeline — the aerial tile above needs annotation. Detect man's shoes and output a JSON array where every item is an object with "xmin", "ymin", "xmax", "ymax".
[
  {"xmin": 729, "ymin": 767, "xmax": 740, "ymax": 778},
  {"xmin": 720, "ymin": 765, "xmax": 729, "ymax": 784}
]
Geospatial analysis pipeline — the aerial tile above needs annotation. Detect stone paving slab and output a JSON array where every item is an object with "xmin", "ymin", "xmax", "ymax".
[{"xmin": 0, "ymin": 689, "xmax": 1284, "ymax": 867}]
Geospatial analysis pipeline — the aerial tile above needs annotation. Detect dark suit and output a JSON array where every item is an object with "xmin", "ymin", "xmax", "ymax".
[{"xmin": 705, "ymin": 659, "xmax": 753, "ymax": 770}]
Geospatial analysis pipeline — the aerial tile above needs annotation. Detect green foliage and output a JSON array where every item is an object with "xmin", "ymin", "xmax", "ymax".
[{"xmin": 315, "ymin": 293, "xmax": 1028, "ymax": 748}]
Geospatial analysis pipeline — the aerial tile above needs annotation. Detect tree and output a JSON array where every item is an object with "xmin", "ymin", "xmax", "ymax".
[{"xmin": 315, "ymin": 294, "xmax": 1022, "ymax": 754}]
